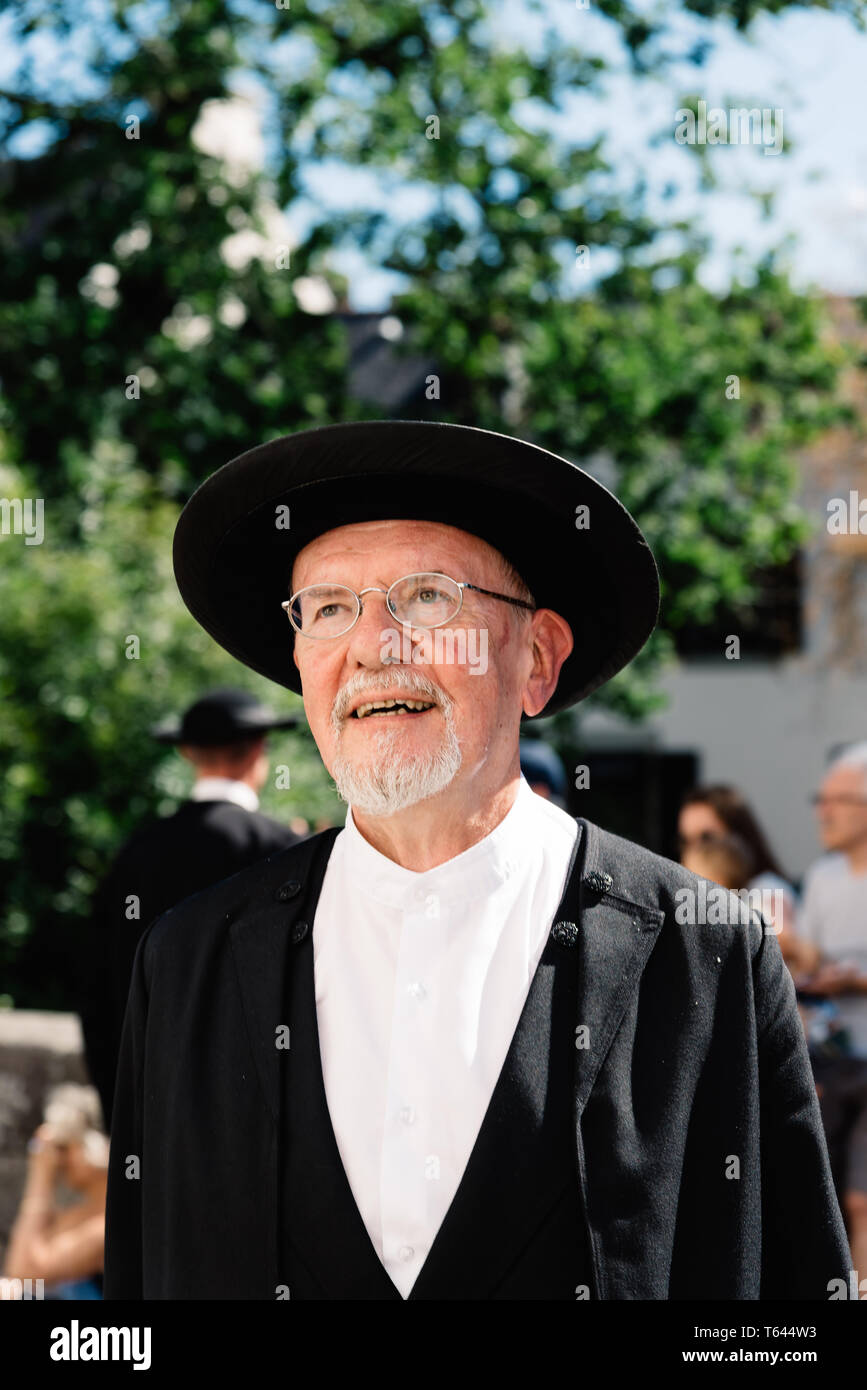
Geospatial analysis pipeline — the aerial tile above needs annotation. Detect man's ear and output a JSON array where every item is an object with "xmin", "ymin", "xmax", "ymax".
[
  {"xmin": 177, "ymin": 743, "xmax": 196, "ymax": 766},
  {"xmin": 522, "ymin": 610, "xmax": 574, "ymax": 719}
]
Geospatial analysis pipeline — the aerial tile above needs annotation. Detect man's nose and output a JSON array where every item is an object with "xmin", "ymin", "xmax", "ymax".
[{"xmin": 344, "ymin": 590, "xmax": 401, "ymax": 666}]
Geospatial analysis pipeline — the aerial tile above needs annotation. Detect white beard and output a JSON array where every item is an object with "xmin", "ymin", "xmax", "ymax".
[{"xmin": 329, "ymin": 669, "xmax": 462, "ymax": 816}]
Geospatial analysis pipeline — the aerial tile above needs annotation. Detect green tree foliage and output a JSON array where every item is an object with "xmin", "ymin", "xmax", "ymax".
[
  {"xmin": 0, "ymin": 2, "xmax": 357, "ymax": 500},
  {"xmin": 0, "ymin": 448, "xmax": 342, "ymax": 1006},
  {"xmin": 0, "ymin": 0, "xmax": 857, "ymax": 1003}
]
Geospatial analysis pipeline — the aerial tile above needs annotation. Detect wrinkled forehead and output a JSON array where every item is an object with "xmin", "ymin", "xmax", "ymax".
[{"xmin": 291, "ymin": 518, "xmax": 504, "ymax": 588}]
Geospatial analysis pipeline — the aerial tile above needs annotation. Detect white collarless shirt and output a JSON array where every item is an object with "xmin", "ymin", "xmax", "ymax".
[
  {"xmin": 189, "ymin": 777, "xmax": 259, "ymax": 812},
  {"xmin": 311, "ymin": 776, "xmax": 579, "ymax": 1298}
]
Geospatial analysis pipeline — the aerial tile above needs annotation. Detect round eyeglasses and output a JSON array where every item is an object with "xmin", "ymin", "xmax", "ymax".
[{"xmin": 281, "ymin": 571, "xmax": 535, "ymax": 639}]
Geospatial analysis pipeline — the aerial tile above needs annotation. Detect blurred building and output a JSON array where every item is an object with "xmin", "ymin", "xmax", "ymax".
[{"xmin": 339, "ymin": 311, "xmax": 443, "ymax": 416}]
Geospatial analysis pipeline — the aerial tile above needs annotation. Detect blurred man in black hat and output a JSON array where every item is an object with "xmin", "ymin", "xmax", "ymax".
[
  {"xmin": 79, "ymin": 688, "xmax": 302, "ymax": 1131},
  {"xmin": 104, "ymin": 420, "xmax": 849, "ymax": 1301}
]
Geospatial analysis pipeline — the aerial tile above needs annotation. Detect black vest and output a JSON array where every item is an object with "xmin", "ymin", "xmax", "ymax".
[{"xmin": 278, "ymin": 829, "xmax": 594, "ymax": 1300}]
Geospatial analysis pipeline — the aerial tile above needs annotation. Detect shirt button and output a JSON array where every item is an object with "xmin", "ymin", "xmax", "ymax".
[
  {"xmin": 399, "ymin": 1105, "xmax": 416, "ymax": 1124},
  {"xmin": 407, "ymin": 981, "xmax": 427, "ymax": 1000},
  {"xmin": 398, "ymin": 1245, "xmax": 414, "ymax": 1262}
]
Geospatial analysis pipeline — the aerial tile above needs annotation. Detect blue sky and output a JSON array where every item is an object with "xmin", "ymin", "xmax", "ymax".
[
  {"xmin": 285, "ymin": 3, "xmax": 867, "ymax": 307},
  {"xmin": 2, "ymin": 1, "xmax": 866, "ymax": 310}
]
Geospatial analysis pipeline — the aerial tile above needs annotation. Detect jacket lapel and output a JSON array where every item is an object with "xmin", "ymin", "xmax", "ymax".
[
  {"xmin": 227, "ymin": 829, "xmax": 341, "ymax": 1295},
  {"xmin": 229, "ymin": 829, "xmax": 341, "ymax": 1129},
  {"xmin": 571, "ymin": 819, "xmax": 665, "ymax": 1117},
  {"xmin": 281, "ymin": 919, "xmax": 403, "ymax": 1299},
  {"xmin": 408, "ymin": 929, "xmax": 580, "ymax": 1298},
  {"xmin": 569, "ymin": 819, "xmax": 666, "ymax": 1299}
]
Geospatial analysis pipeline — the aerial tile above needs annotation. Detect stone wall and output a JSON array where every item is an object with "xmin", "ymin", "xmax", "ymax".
[{"xmin": 0, "ymin": 1011, "xmax": 91, "ymax": 1268}]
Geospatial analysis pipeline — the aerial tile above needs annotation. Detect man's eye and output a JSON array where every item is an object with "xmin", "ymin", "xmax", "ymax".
[
  {"xmin": 415, "ymin": 588, "xmax": 446, "ymax": 604},
  {"xmin": 316, "ymin": 603, "xmax": 344, "ymax": 619}
]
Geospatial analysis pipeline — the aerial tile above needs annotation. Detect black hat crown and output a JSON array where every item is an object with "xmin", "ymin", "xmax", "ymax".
[{"xmin": 150, "ymin": 687, "xmax": 299, "ymax": 746}]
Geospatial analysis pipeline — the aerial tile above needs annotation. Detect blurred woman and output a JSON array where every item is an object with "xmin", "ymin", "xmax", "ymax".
[
  {"xmin": 680, "ymin": 829, "xmax": 754, "ymax": 894},
  {"xmin": 2, "ymin": 1083, "xmax": 108, "ymax": 1300},
  {"xmin": 678, "ymin": 784, "xmax": 819, "ymax": 974}
]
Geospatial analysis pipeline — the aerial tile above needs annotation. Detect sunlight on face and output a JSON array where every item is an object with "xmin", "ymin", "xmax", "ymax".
[{"xmin": 291, "ymin": 520, "xmax": 537, "ymax": 817}]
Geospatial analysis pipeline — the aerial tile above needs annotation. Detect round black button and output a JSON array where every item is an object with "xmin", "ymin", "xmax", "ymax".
[
  {"xmin": 290, "ymin": 919, "xmax": 310, "ymax": 945},
  {"xmin": 276, "ymin": 880, "xmax": 302, "ymax": 902},
  {"xmin": 552, "ymin": 920, "xmax": 579, "ymax": 947}
]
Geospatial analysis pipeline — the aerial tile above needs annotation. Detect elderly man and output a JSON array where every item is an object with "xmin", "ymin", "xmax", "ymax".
[
  {"xmin": 800, "ymin": 743, "xmax": 867, "ymax": 1043},
  {"xmin": 797, "ymin": 742, "xmax": 867, "ymax": 1282},
  {"xmin": 104, "ymin": 420, "xmax": 849, "ymax": 1300}
]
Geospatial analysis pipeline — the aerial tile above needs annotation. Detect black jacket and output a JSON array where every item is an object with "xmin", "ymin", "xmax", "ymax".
[
  {"xmin": 103, "ymin": 817, "xmax": 851, "ymax": 1300},
  {"xmin": 78, "ymin": 798, "xmax": 299, "ymax": 1130}
]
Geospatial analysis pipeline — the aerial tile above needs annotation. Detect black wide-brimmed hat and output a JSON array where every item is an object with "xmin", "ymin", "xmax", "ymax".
[
  {"xmin": 173, "ymin": 420, "xmax": 659, "ymax": 718},
  {"xmin": 150, "ymin": 687, "xmax": 298, "ymax": 745}
]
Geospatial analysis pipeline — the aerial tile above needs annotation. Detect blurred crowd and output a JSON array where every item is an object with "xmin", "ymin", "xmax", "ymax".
[{"xmin": 676, "ymin": 742, "xmax": 867, "ymax": 1282}]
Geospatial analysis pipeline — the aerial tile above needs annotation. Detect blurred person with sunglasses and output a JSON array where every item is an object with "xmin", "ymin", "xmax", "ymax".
[
  {"xmin": 679, "ymin": 826, "xmax": 754, "ymax": 894},
  {"xmin": 677, "ymin": 784, "xmax": 811, "ymax": 971}
]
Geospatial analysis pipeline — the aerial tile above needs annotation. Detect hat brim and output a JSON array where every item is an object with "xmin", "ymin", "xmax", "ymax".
[
  {"xmin": 150, "ymin": 715, "xmax": 299, "ymax": 745},
  {"xmin": 172, "ymin": 420, "xmax": 660, "ymax": 717}
]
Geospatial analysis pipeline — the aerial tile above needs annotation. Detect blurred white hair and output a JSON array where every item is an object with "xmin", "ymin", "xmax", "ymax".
[{"xmin": 828, "ymin": 741, "xmax": 867, "ymax": 793}]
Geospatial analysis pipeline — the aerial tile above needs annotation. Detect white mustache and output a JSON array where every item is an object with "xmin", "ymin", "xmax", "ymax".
[{"xmin": 332, "ymin": 666, "xmax": 451, "ymax": 726}]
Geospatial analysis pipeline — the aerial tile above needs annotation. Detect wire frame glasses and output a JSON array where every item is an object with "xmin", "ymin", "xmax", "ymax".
[{"xmin": 281, "ymin": 571, "xmax": 534, "ymax": 639}]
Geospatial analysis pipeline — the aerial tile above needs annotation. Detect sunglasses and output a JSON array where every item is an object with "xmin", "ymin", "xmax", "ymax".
[{"xmin": 676, "ymin": 830, "xmax": 727, "ymax": 853}]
